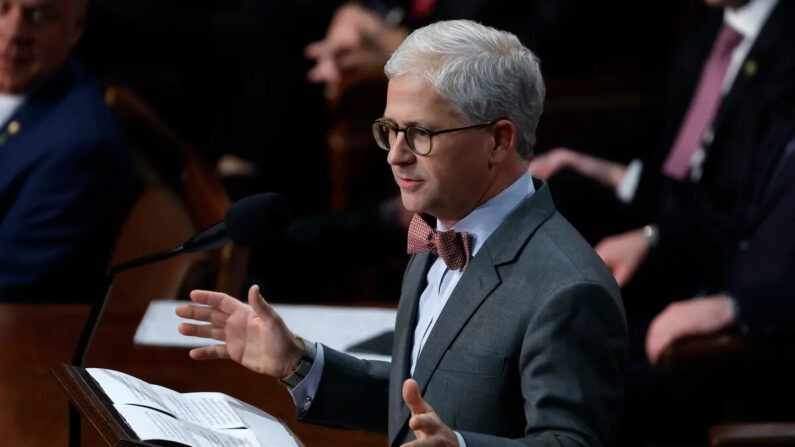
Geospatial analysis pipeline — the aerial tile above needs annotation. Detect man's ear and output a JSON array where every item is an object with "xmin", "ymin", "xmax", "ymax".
[{"xmin": 489, "ymin": 120, "xmax": 517, "ymax": 165}]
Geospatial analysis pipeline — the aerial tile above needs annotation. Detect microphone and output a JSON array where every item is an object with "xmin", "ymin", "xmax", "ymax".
[
  {"xmin": 68, "ymin": 192, "xmax": 291, "ymax": 447},
  {"xmin": 108, "ymin": 192, "xmax": 291, "ymax": 275}
]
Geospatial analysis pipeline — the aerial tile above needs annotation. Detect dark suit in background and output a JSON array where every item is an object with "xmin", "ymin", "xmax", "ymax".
[
  {"xmin": 621, "ymin": 104, "xmax": 795, "ymax": 447},
  {"xmin": 617, "ymin": 5, "xmax": 795, "ymax": 440},
  {"xmin": 301, "ymin": 182, "xmax": 628, "ymax": 447},
  {"xmin": 0, "ymin": 59, "xmax": 135, "ymax": 303},
  {"xmin": 625, "ymin": 0, "xmax": 795, "ymax": 336},
  {"xmin": 549, "ymin": 0, "xmax": 794, "ymax": 245},
  {"xmin": 729, "ymin": 119, "xmax": 795, "ymax": 338}
]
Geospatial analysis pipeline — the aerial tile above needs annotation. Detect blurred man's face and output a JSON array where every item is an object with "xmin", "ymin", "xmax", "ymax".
[{"xmin": 0, "ymin": 0, "xmax": 85, "ymax": 93}]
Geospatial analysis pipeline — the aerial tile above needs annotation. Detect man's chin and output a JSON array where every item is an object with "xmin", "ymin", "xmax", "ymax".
[
  {"xmin": 0, "ymin": 74, "xmax": 30, "ymax": 94},
  {"xmin": 399, "ymin": 193, "xmax": 429, "ymax": 216},
  {"xmin": 0, "ymin": 64, "xmax": 42, "ymax": 93}
]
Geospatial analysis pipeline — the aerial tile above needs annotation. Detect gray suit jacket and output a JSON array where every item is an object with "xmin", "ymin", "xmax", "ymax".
[{"xmin": 301, "ymin": 180, "xmax": 627, "ymax": 447}]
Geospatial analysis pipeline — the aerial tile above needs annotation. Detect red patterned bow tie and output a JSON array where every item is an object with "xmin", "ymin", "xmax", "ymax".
[{"xmin": 407, "ymin": 213, "xmax": 472, "ymax": 271}]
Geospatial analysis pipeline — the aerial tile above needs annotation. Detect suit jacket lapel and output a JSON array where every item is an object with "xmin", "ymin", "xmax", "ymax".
[
  {"xmin": 391, "ymin": 180, "xmax": 557, "ymax": 444},
  {"xmin": 388, "ymin": 251, "xmax": 434, "ymax": 443},
  {"xmin": 713, "ymin": 0, "xmax": 792, "ymax": 133}
]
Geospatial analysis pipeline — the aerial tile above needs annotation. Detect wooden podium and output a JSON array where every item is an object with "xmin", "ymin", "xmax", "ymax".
[
  {"xmin": 0, "ymin": 301, "xmax": 386, "ymax": 447},
  {"xmin": 53, "ymin": 364, "xmax": 307, "ymax": 447},
  {"xmin": 52, "ymin": 364, "xmax": 160, "ymax": 447}
]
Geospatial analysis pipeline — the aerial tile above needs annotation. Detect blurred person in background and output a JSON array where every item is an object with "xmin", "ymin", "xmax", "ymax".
[
  {"xmin": 529, "ymin": 0, "xmax": 793, "ymax": 351},
  {"xmin": 0, "ymin": 0, "xmax": 135, "ymax": 302},
  {"xmin": 535, "ymin": 0, "xmax": 795, "ymax": 442},
  {"xmin": 530, "ymin": 0, "xmax": 791, "ymax": 246}
]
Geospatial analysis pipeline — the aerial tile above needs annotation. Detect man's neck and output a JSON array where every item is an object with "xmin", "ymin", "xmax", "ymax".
[{"xmin": 438, "ymin": 164, "xmax": 529, "ymax": 229}]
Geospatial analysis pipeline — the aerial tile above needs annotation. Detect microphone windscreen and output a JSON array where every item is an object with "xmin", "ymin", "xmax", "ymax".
[{"xmin": 225, "ymin": 193, "xmax": 291, "ymax": 246}]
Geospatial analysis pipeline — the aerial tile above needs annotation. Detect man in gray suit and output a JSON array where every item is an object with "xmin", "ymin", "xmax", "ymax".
[{"xmin": 177, "ymin": 20, "xmax": 627, "ymax": 447}]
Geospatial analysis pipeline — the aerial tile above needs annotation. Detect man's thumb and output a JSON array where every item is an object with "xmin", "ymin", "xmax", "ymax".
[
  {"xmin": 403, "ymin": 379, "xmax": 431, "ymax": 415},
  {"xmin": 248, "ymin": 285, "xmax": 274, "ymax": 317}
]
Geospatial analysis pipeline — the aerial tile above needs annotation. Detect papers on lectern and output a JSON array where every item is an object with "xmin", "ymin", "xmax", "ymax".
[{"xmin": 87, "ymin": 368, "xmax": 300, "ymax": 447}]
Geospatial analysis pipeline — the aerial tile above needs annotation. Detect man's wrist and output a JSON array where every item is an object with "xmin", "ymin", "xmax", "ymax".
[
  {"xmin": 641, "ymin": 224, "xmax": 659, "ymax": 249},
  {"xmin": 720, "ymin": 293, "xmax": 747, "ymax": 333},
  {"xmin": 285, "ymin": 335, "xmax": 305, "ymax": 371},
  {"xmin": 279, "ymin": 337, "xmax": 317, "ymax": 388}
]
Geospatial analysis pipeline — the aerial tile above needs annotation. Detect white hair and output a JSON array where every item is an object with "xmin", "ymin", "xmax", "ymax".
[{"xmin": 384, "ymin": 20, "xmax": 545, "ymax": 159}]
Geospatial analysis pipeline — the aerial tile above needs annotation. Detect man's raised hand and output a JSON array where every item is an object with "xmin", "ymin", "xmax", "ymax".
[
  {"xmin": 176, "ymin": 285, "xmax": 303, "ymax": 378},
  {"xmin": 401, "ymin": 379, "xmax": 458, "ymax": 447}
]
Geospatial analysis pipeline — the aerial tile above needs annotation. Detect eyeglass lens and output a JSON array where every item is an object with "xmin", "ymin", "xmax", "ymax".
[{"xmin": 372, "ymin": 122, "xmax": 431, "ymax": 155}]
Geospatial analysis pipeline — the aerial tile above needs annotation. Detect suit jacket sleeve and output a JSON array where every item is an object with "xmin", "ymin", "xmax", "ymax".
[
  {"xmin": 298, "ymin": 346, "xmax": 392, "ymax": 434},
  {"xmin": 459, "ymin": 281, "xmax": 626, "ymax": 447},
  {"xmin": 729, "ymin": 124, "xmax": 795, "ymax": 339}
]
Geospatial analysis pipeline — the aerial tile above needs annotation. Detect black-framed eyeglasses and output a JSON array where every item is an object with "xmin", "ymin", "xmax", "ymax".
[{"xmin": 372, "ymin": 118, "xmax": 499, "ymax": 156}]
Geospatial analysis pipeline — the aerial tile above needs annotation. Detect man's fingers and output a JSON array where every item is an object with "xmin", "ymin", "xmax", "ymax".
[
  {"xmin": 594, "ymin": 242, "xmax": 610, "ymax": 265},
  {"xmin": 179, "ymin": 323, "xmax": 226, "ymax": 341},
  {"xmin": 400, "ymin": 441, "xmax": 431, "ymax": 447},
  {"xmin": 175, "ymin": 304, "xmax": 228, "ymax": 327},
  {"xmin": 189, "ymin": 289, "xmax": 240, "ymax": 314},
  {"xmin": 189, "ymin": 344, "xmax": 230, "ymax": 361},
  {"xmin": 409, "ymin": 413, "xmax": 439, "ymax": 434},
  {"xmin": 646, "ymin": 311, "xmax": 677, "ymax": 365},
  {"xmin": 304, "ymin": 40, "xmax": 327, "ymax": 59},
  {"xmin": 527, "ymin": 158, "xmax": 551, "ymax": 178},
  {"xmin": 613, "ymin": 266, "xmax": 630, "ymax": 288},
  {"xmin": 646, "ymin": 326, "xmax": 671, "ymax": 365},
  {"xmin": 402, "ymin": 381, "xmax": 456, "ymax": 446},
  {"xmin": 403, "ymin": 379, "xmax": 432, "ymax": 415}
]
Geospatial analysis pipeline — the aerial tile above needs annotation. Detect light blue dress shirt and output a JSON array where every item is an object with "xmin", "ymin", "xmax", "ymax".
[{"xmin": 290, "ymin": 172, "xmax": 535, "ymax": 445}]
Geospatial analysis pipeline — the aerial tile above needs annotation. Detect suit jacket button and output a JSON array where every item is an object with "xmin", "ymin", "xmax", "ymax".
[{"xmin": 739, "ymin": 240, "xmax": 750, "ymax": 250}]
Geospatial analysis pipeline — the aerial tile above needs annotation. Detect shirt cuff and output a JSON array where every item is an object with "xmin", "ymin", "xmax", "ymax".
[
  {"xmin": 615, "ymin": 159, "xmax": 643, "ymax": 203},
  {"xmin": 723, "ymin": 293, "xmax": 749, "ymax": 335},
  {"xmin": 288, "ymin": 343, "xmax": 325, "ymax": 414},
  {"xmin": 455, "ymin": 431, "xmax": 467, "ymax": 447}
]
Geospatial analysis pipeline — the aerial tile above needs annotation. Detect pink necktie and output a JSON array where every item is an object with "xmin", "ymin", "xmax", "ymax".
[
  {"xmin": 663, "ymin": 24, "xmax": 744, "ymax": 179},
  {"xmin": 407, "ymin": 213, "xmax": 472, "ymax": 272}
]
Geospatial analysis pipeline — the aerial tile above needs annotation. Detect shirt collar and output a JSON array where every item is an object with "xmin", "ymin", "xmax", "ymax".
[
  {"xmin": 0, "ymin": 93, "xmax": 25, "ymax": 125},
  {"xmin": 437, "ymin": 171, "xmax": 534, "ymax": 256},
  {"xmin": 724, "ymin": 0, "xmax": 778, "ymax": 40}
]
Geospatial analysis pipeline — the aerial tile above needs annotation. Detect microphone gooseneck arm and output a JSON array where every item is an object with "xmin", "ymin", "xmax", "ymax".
[{"xmin": 107, "ymin": 246, "xmax": 184, "ymax": 277}]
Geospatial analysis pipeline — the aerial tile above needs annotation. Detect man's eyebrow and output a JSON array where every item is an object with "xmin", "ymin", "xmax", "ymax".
[
  {"xmin": 380, "ymin": 117, "xmax": 424, "ymax": 127},
  {"xmin": 18, "ymin": 0, "xmax": 55, "ymax": 9}
]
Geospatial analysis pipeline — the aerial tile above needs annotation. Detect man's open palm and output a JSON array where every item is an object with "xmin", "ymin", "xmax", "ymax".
[{"xmin": 176, "ymin": 285, "xmax": 303, "ymax": 378}]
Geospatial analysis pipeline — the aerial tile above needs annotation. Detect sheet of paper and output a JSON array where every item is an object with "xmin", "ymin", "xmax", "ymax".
[
  {"xmin": 151, "ymin": 386, "xmax": 245, "ymax": 430},
  {"xmin": 89, "ymin": 368, "xmax": 245, "ymax": 430},
  {"xmin": 227, "ymin": 398, "xmax": 302, "ymax": 447},
  {"xmin": 114, "ymin": 404, "xmax": 261, "ymax": 447},
  {"xmin": 88, "ymin": 368, "xmax": 168, "ymax": 411},
  {"xmin": 135, "ymin": 300, "xmax": 396, "ymax": 361}
]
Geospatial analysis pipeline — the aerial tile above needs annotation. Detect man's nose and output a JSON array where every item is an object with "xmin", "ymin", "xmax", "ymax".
[{"xmin": 387, "ymin": 132, "xmax": 416, "ymax": 165}]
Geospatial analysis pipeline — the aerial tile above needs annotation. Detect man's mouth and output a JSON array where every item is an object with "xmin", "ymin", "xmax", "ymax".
[
  {"xmin": 0, "ymin": 52, "xmax": 33, "ymax": 67},
  {"xmin": 395, "ymin": 175, "xmax": 424, "ymax": 190}
]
